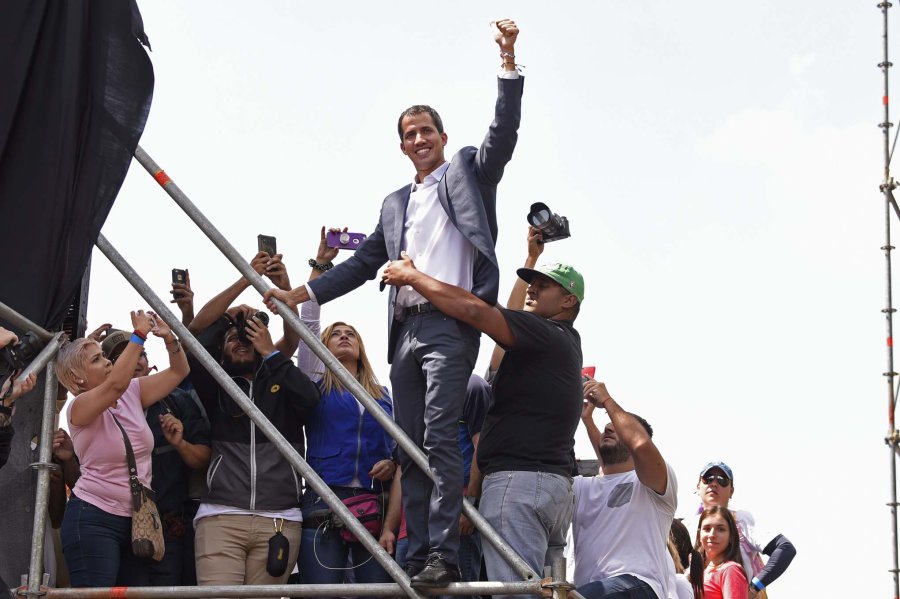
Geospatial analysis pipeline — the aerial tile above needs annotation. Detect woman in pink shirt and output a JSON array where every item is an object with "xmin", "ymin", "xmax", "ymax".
[
  {"xmin": 695, "ymin": 506, "xmax": 748, "ymax": 599},
  {"xmin": 56, "ymin": 310, "xmax": 189, "ymax": 587}
]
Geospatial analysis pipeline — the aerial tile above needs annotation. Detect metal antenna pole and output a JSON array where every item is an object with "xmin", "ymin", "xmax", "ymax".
[{"xmin": 879, "ymin": 2, "xmax": 900, "ymax": 597}]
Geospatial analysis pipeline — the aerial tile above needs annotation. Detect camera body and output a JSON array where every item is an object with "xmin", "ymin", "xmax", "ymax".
[
  {"xmin": 234, "ymin": 311, "xmax": 270, "ymax": 345},
  {"xmin": 0, "ymin": 332, "xmax": 42, "ymax": 379},
  {"xmin": 326, "ymin": 231, "xmax": 367, "ymax": 251},
  {"xmin": 527, "ymin": 202, "xmax": 571, "ymax": 243}
]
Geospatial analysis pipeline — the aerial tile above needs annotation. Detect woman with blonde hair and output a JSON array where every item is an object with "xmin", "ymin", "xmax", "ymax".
[
  {"xmin": 295, "ymin": 228, "xmax": 396, "ymax": 595},
  {"xmin": 56, "ymin": 310, "xmax": 188, "ymax": 587}
]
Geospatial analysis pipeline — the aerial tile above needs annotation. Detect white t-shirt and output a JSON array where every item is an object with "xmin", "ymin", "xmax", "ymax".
[
  {"xmin": 673, "ymin": 572, "xmax": 694, "ymax": 599},
  {"xmin": 572, "ymin": 463, "xmax": 678, "ymax": 599}
]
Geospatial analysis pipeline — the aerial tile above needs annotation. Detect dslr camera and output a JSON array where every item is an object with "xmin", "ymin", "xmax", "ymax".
[
  {"xmin": 526, "ymin": 202, "xmax": 570, "ymax": 243},
  {"xmin": 0, "ymin": 332, "xmax": 43, "ymax": 380},
  {"xmin": 235, "ymin": 311, "xmax": 270, "ymax": 345}
]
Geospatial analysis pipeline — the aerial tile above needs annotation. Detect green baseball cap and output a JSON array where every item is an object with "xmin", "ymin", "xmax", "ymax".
[{"xmin": 516, "ymin": 262, "xmax": 585, "ymax": 303}]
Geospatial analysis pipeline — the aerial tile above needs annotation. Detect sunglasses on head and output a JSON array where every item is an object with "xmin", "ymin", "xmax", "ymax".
[{"xmin": 702, "ymin": 474, "xmax": 731, "ymax": 487}]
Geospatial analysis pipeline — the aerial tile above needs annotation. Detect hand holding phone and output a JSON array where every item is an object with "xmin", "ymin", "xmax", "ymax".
[
  {"xmin": 326, "ymin": 231, "xmax": 366, "ymax": 251},
  {"xmin": 258, "ymin": 234, "xmax": 277, "ymax": 256},
  {"xmin": 581, "ymin": 366, "xmax": 596, "ymax": 382}
]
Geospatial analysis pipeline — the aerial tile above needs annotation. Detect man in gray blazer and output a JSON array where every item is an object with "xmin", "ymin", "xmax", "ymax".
[{"xmin": 264, "ymin": 18, "xmax": 522, "ymax": 587}]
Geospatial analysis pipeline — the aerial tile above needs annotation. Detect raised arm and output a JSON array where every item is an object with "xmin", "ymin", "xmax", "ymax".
[
  {"xmin": 580, "ymin": 400, "xmax": 603, "ymax": 461},
  {"xmin": 189, "ymin": 252, "xmax": 269, "ymax": 333},
  {"xmin": 138, "ymin": 312, "xmax": 190, "ymax": 408},
  {"xmin": 489, "ymin": 227, "xmax": 543, "ymax": 372},
  {"xmin": 476, "ymin": 19, "xmax": 523, "ymax": 185},
  {"xmin": 584, "ymin": 379, "xmax": 668, "ymax": 494},
  {"xmin": 69, "ymin": 311, "xmax": 153, "ymax": 426},
  {"xmin": 383, "ymin": 252, "xmax": 515, "ymax": 348}
]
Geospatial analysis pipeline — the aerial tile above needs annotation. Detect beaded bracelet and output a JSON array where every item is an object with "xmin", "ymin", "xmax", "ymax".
[{"xmin": 308, "ymin": 258, "xmax": 334, "ymax": 272}]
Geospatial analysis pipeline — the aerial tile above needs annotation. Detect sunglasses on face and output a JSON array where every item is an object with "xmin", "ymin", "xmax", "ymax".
[{"xmin": 702, "ymin": 474, "xmax": 731, "ymax": 487}]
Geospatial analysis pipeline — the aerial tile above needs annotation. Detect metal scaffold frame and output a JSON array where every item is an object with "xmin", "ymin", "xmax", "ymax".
[
  {"xmin": 880, "ymin": 2, "xmax": 900, "ymax": 598},
  {"xmin": 9, "ymin": 145, "xmax": 584, "ymax": 599}
]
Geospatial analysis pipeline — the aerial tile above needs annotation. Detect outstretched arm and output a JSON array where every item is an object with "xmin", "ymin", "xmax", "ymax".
[
  {"xmin": 189, "ymin": 253, "xmax": 269, "ymax": 333},
  {"xmin": 584, "ymin": 379, "xmax": 668, "ymax": 494},
  {"xmin": 383, "ymin": 253, "xmax": 515, "ymax": 347}
]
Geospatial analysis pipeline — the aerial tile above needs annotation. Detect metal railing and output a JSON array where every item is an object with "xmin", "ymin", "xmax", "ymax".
[{"xmin": 11, "ymin": 146, "xmax": 584, "ymax": 599}]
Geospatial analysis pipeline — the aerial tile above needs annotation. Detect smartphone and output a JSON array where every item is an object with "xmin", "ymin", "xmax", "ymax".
[
  {"xmin": 172, "ymin": 268, "xmax": 187, "ymax": 285},
  {"xmin": 326, "ymin": 231, "xmax": 367, "ymax": 250},
  {"xmin": 258, "ymin": 234, "xmax": 277, "ymax": 256},
  {"xmin": 581, "ymin": 366, "xmax": 596, "ymax": 382}
]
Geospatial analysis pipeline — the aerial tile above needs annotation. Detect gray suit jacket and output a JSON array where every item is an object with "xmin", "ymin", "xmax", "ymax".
[{"xmin": 308, "ymin": 76, "xmax": 524, "ymax": 362}]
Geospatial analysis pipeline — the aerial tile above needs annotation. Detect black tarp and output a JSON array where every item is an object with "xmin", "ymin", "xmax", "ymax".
[
  {"xmin": 0, "ymin": 0, "xmax": 154, "ymax": 586},
  {"xmin": 0, "ymin": 0, "xmax": 154, "ymax": 331}
]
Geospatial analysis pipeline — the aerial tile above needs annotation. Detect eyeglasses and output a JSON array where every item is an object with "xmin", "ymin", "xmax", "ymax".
[{"xmin": 702, "ymin": 474, "xmax": 731, "ymax": 487}]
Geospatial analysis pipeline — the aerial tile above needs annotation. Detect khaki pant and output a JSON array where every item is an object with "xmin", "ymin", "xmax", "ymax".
[{"xmin": 195, "ymin": 514, "xmax": 301, "ymax": 596}]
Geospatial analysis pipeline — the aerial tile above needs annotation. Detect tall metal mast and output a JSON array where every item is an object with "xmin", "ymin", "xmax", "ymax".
[{"xmin": 878, "ymin": 2, "xmax": 900, "ymax": 597}]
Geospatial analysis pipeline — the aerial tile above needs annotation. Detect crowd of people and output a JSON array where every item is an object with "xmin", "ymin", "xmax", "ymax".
[{"xmin": 0, "ymin": 18, "xmax": 796, "ymax": 599}]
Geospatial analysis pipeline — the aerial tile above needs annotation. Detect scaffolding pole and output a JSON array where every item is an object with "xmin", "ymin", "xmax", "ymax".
[
  {"xmin": 880, "ymin": 2, "xmax": 900, "ymax": 597},
  {"xmin": 131, "ymin": 144, "xmax": 544, "ymax": 584},
  {"xmin": 93, "ymin": 235, "xmax": 422, "ymax": 599},
  {"xmin": 0, "ymin": 301, "xmax": 67, "ymax": 597},
  {"xmin": 29, "ymin": 579, "xmax": 550, "ymax": 598}
]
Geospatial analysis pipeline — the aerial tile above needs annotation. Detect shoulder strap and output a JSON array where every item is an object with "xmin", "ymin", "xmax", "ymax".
[{"xmin": 110, "ymin": 411, "xmax": 148, "ymax": 510}]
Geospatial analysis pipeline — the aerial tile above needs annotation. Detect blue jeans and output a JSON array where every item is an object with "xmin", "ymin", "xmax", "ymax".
[
  {"xmin": 297, "ymin": 488, "xmax": 391, "ymax": 598},
  {"xmin": 480, "ymin": 471, "xmax": 574, "ymax": 598},
  {"xmin": 61, "ymin": 496, "xmax": 150, "ymax": 587},
  {"xmin": 577, "ymin": 574, "xmax": 658, "ymax": 599},
  {"xmin": 457, "ymin": 530, "xmax": 483, "ymax": 599},
  {"xmin": 395, "ymin": 537, "xmax": 409, "ymax": 569}
]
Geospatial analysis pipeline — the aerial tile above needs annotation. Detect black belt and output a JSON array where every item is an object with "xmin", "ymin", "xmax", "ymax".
[{"xmin": 401, "ymin": 302, "xmax": 437, "ymax": 317}]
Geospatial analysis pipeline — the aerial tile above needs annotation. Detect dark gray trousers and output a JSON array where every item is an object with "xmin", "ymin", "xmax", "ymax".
[{"xmin": 390, "ymin": 310, "xmax": 479, "ymax": 567}]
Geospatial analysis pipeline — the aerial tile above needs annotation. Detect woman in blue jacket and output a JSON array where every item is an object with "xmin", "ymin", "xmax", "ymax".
[{"xmin": 296, "ymin": 229, "xmax": 396, "ymax": 592}]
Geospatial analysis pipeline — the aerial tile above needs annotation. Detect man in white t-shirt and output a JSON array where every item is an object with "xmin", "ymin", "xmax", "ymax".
[{"xmin": 572, "ymin": 378, "xmax": 677, "ymax": 599}]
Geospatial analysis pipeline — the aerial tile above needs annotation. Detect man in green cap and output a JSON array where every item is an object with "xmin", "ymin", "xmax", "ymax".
[{"xmin": 382, "ymin": 253, "xmax": 584, "ymax": 588}]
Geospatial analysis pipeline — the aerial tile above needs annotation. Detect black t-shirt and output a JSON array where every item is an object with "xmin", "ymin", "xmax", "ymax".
[
  {"xmin": 477, "ymin": 309, "xmax": 583, "ymax": 478},
  {"xmin": 146, "ymin": 388, "xmax": 211, "ymax": 514}
]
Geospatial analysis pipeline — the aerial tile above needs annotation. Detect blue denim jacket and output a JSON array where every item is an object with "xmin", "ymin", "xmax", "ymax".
[{"xmin": 305, "ymin": 385, "xmax": 393, "ymax": 490}]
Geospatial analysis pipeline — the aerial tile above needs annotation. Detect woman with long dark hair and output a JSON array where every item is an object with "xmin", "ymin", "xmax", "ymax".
[{"xmin": 695, "ymin": 506, "xmax": 748, "ymax": 599}]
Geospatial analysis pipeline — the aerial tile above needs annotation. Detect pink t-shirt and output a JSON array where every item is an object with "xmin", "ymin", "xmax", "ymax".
[
  {"xmin": 67, "ymin": 378, "xmax": 153, "ymax": 517},
  {"xmin": 703, "ymin": 561, "xmax": 748, "ymax": 599}
]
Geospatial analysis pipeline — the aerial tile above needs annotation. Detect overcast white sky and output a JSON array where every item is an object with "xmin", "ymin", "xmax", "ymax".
[{"xmin": 86, "ymin": 2, "xmax": 886, "ymax": 596}]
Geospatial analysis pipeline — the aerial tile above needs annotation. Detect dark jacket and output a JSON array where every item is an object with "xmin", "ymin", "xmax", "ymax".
[{"xmin": 188, "ymin": 316, "xmax": 320, "ymax": 510}]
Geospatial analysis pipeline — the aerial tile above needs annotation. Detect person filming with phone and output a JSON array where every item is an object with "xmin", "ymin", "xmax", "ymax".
[{"xmin": 54, "ymin": 310, "xmax": 189, "ymax": 587}]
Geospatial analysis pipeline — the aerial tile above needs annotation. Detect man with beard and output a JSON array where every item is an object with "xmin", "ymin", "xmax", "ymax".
[
  {"xmin": 187, "ymin": 306, "xmax": 320, "ymax": 590},
  {"xmin": 571, "ymin": 380, "xmax": 677, "ymax": 599}
]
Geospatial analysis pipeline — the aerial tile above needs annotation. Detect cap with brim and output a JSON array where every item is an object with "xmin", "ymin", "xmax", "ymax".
[
  {"xmin": 516, "ymin": 263, "xmax": 584, "ymax": 303},
  {"xmin": 699, "ymin": 461, "xmax": 734, "ymax": 481},
  {"xmin": 100, "ymin": 329, "xmax": 130, "ymax": 361}
]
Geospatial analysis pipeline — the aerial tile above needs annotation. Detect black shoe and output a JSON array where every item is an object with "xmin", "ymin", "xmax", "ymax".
[
  {"xmin": 409, "ymin": 553, "xmax": 461, "ymax": 588},
  {"xmin": 405, "ymin": 562, "xmax": 424, "ymax": 579}
]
